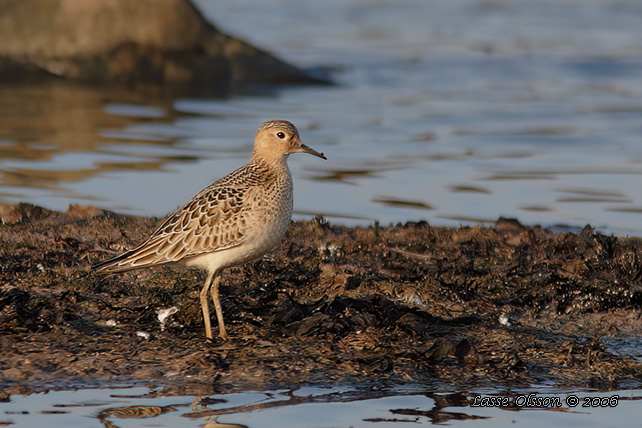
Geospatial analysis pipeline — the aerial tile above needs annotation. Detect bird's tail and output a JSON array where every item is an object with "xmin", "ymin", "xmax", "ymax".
[
  {"xmin": 92, "ymin": 249, "xmax": 143, "ymax": 273},
  {"xmin": 92, "ymin": 236, "xmax": 179, "ymax": 273}
]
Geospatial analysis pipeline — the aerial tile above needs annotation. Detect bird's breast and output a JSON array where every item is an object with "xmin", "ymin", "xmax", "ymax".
[
  {"xmin": 246, "ymin": 173, "xmax": 293, "ymax": 247},
  {"xmin": 187, "ymin": 167, "xmax": 294, "ymax": 273}
]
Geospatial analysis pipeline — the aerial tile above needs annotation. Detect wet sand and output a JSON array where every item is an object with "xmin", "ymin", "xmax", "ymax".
[{"xmin": 1, "ymin": 203, "xmax": 641, "ymax": 395}]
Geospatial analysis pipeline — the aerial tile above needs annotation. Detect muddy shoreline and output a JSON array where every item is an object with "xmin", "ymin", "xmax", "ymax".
[{"xmin": 1, "ymin": 203, "xmax": 641, "ymax": 395}]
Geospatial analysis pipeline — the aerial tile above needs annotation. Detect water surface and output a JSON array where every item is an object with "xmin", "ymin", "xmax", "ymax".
[
  {"xmin": 2, "ymin": 385, "xmax": 642, "ymax": 428},
  {"xmin": 2, "ymin": 0, "xmax": 642, "ymax": 233}
]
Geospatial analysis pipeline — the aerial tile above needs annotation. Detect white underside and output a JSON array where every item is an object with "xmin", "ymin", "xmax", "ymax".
[
  {"xmin": 185, "ymin": 240, "xmax": 267, "ymax": 273},
  {"xmin": 185, "ymin": 159, "xmax": 293, "ymax": 275},
  {"xmin": 185, "ymin": 214, "xmax": 289, "ymax": 274}
]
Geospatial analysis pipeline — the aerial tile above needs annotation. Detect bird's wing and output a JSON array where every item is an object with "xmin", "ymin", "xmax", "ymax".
[{"xmin": 93, "ymin": 182, "xmax": 254, "ymax": 273}]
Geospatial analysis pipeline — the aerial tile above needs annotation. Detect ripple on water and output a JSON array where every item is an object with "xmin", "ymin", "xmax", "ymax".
[
  {"xmin": 2, "ymin": 0, "xmax": 642, "ymax": 234},
  {"xmin": 2, "ymin": 385, "xmax": 642, "ymax": 428}
]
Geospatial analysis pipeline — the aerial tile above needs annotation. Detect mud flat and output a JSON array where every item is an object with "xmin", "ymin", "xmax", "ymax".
[{"xmin": 1, "ymin": 203, "xmax": 641, "ymax": 395}]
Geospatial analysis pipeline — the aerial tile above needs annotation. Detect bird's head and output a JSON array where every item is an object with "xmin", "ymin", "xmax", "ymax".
[{"xmin": 253, "ymin": 120, "xmax": 326, "ymax": 164}]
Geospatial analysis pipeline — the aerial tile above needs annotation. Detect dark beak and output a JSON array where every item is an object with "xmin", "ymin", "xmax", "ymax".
[{"xmin": 296, "ymin": 143, "xmax": 327, "ymax": 160}]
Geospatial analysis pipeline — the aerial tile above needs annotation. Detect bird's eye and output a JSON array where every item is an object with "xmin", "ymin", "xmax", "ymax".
[{"xmin": 276, "ymin": 132, "xmax": 286, "ymax": 139}]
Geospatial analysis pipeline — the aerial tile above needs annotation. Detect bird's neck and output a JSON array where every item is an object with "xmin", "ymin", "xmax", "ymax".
[{"xmin": 251, "ymin": 153, "xmax": 289, "ymax": 172}]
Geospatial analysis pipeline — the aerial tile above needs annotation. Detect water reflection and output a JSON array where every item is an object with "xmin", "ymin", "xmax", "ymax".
[
  {"xmin": 0, "ymin": 84, "xmax": 148, "ymax": 153},
  {"xmin": 203, "ymin": 417, "xmax": 248, "ymax": 428},
  {"xmin": 372, "ymin": 197, "xmax": 434, "ymax": 210},
  {"xmin": 95, "ymin": 387, "xmax": 492, "ymax": 426},
  {"xmin": 1, "ymin": 386, "xmax": 642, "ymax": 428},
  {"xmin": 307, "ymin": 167, "xmax": 390, "ymax": 185},
  {"xmin": 449, "ymin": 185, "xmax": 492, "ymax": 194},
  {"xmin": 2, "ymin": 0, "xmax": 642, "ymax": 234},
  {"xmin": 0, "ymin": 83, "xmax": 177, "ymax": 191},
  {"xmin": 97, "ymin": 404, "xmax": 177, "ymax": 428}
]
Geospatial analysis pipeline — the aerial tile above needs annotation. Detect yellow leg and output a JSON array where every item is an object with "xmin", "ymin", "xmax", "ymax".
[
  {"xmin": 199, "ymin": 271, "xmax": 215, "ymax": 340},
  {"xmin": 209, "ymin": 275, "xmax": 228, "ymax": 340}
]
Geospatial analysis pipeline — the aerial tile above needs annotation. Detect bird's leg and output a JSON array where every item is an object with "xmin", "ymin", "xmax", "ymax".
[
  {"xmin": 200, "ymin": 271, "xmax": 215, "ymax": 340},
  {"xmin": 209, "ymin": 274, "xmax": 228, "ymax": 340}
]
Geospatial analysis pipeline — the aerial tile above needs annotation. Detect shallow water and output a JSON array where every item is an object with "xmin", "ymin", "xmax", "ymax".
[
  {"xmin": 1, "ymin": 0, "xmax": 642, "ymax": 234},
  {"xmin": 4, "ymin": 2, "xmax": 642, "ymax": 424},
  {"xmin": 2, "ymin": 385, "xmax": 642, "ymax": 428}
]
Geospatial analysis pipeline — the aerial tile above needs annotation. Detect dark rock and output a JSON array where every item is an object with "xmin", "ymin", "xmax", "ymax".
[{"xmin": 0, "ymin": 0, "xmax": 328, "ymax": 86}]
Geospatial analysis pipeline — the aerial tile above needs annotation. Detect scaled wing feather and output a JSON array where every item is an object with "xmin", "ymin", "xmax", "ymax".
[
  {"xmin": 94, "ymin": 183, "xmax": 251, "ymax": 272},
  {"xmin": 92, "ymin": 162, "xmax": 274, "ymax": 273}
]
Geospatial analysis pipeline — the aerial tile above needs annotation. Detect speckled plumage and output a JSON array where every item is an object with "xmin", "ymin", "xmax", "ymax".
[{"xmin": 93, "ymin": 120, "xmax": 326, "ymax": 340}]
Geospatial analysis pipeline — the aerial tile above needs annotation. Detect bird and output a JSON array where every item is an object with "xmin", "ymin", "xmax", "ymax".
[{"xmin": 93, "ymin": 120, "xmax": 326, "ymax": 340}]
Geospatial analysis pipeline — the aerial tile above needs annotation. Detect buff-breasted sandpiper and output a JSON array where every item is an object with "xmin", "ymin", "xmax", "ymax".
[{"xmin": 93, "ymin": 120, "xmax": 326, "ymax": 340}]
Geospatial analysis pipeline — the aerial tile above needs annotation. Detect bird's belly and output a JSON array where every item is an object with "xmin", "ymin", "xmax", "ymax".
[{"xmin": 186, "ymin": 201, "xmax": 291, "ymax": 273}]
